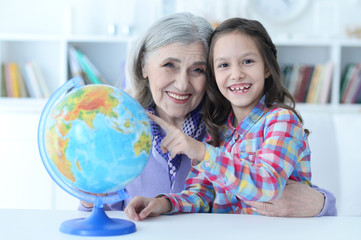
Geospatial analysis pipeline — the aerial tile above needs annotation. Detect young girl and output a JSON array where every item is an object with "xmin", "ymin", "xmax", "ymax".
[{"xmin": 125, "ymin": 18, "xmax": 312, "ymax": 221}]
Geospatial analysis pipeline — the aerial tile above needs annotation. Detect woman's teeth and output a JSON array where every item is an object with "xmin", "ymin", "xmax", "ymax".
[{"xmin": 168, "ymin": 92, "xmax": 190, "ymax": 100}]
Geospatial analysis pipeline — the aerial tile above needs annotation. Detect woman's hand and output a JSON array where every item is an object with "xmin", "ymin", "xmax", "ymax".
[
  {"xmin": 244, "ymin": 180, "xmax": 325, "ymax": 217},
  {"xmin": 147, "ymin": 112, "xmax": 206, "ymax": 161},
  {"xmin": 79, "ymin": 192, "xmax": 107, "ymax": 209},
  {"xmin": 124, "ymin": 196, "xmax": 172, "ymax": 221}
]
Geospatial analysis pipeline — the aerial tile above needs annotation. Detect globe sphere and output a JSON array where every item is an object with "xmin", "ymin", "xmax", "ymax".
[{"xmin": 39, "ymin": 78, "xmax": 151, "ymax": 202}]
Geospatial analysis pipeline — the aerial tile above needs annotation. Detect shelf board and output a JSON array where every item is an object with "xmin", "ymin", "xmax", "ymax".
[
  {"xmin": 296, "ymin": 103, "xmax": 361, "ymax": 114},
  {"xmin": 0, "ymin": 34, "xmax": 61, "ymax": 42},
  {"xmin": 0, "ymin": 98, "xmax": 47, "ymax": 114},
  {"xmin": 64, "ymin": 35, "xmax": 137, "ymax": 43}
]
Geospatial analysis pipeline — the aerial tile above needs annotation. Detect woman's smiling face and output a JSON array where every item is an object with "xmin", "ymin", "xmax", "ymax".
[{"xmin": 142, "ymin": 42, "xmax": 207, "ymax": 127}]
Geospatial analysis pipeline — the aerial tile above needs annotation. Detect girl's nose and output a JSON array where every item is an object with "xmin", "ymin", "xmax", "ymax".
[{"xmin": 230, "ymin": 66, "xmax": 245, "ymax": 81}]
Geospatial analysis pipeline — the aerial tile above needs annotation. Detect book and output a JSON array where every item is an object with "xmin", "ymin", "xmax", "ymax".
[
  {"xmin": 31, "ymin": 62, "xmax": 51, "ymax": 98},
  {"xmin": 68, "ymin": 46, "xmax": 90, "ymax": 85},
  {"xmin": 118, "ymin": 60, "xmax": 127, "ymax": 90},
  {"xmin": 312, "ymin": 64, "xmax": 325, "ymax": 103},
  {"xmin": 290, "ymin": 65, "xmax": 302, "ymax": 102},
  {"xmin": 319, "ymin": 62, "xmax": 333, "ymax": 104},
  {"xmin": 340, "ymin": 63, "xmax": 356, "ymax": 102},
  {"xmin": 300, "ymin": 65, "xmax": 314, "ymax": 102},
  {"xmin": 341, "ymin": 63, "xmax": 361, "ymax": 103},
  {"xmin": 72, "ymin": 47, "xmax": 105, "ymax": 84},
  {"xmin": 343, "ymin": 65, "xmax": 361, "ymax": 103},
  {"xmin": 287, "ymin": 64, "xmax": 300, "ymax": 96},
  {"xmin": 306, "ymin": 64, "xmax": 323, "ymax": 103},
  {"xmin": 4, "ymin": 62, "xmax": 20, "ymax": 98},
  {"xmin": 23, "ymin": 62, "xmax": 43, "ymax": 98},
  {"xmin": 10, "ymin": 63, "xmax": 28, "ymax": 98},
  {"xmin": 351, "ymin": 71, "xmax": 361, "ymax": 103},
  {"xmin": 280, "ymin": 64, "xmax": 293, "ymax": 89},
  {"xmin": 1, "ymin": 64, "xmax": 7, "ymax": 97}
]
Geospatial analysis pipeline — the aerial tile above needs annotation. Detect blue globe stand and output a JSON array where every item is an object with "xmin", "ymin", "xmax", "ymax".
[{"xmin": 60, "ymin": 204, "xmax": 136, "ymax": 236}]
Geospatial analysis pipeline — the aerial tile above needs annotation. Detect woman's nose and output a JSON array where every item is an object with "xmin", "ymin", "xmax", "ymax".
[{"xmin": 173, "ymin": 71, "xmax": 189, "ymax": 91}]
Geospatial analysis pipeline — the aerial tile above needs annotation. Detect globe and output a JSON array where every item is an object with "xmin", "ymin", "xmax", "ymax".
[{"xmin": 38, "ymin": 77, "xmax": 152, "ymax": 236}]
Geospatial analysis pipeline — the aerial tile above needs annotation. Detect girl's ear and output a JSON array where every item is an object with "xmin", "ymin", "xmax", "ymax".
[{"xmin": 265, "ymin": 69, "xmax": 271, "ymax": 79}]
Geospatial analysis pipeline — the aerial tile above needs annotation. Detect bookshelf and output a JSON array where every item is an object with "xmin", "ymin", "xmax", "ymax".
[
  {"xmin": 1, "ymin": 34, "xmax": 361, "ymax": 211},
  {"xmin": 275, "ymin": 38, "xmax": 361, "ymax": 112},
  {"xmin": 1, "ymin": 36, "xmax": 361, "ymax": 111},
  {"xmin": 0, "ymin": 34, "xmax": 136, "ymax": 102},
  {"xmin": 0, "ymin": 34, "xmax": 135, "ymax": 210}
]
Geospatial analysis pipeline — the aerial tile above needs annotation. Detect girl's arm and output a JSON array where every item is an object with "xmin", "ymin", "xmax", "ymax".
[
  {"xmin": 195, "ymin": 109, "xmax": 311, "ymax": 202},
  {"xmin": 161, "ymin": 167, "xmax": 216, "ymax": 213}
]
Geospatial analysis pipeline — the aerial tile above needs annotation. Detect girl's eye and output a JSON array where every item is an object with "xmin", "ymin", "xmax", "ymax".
[
  {"xmin": 218, "ymin": 63, "xmax": 228, "ymax": 68},
  {"xmin": 243, "ymin": 59, "xmax": 254, "ymax": 64}
]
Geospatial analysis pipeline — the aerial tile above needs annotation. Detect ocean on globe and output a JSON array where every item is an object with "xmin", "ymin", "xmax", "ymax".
[{"xmin": 42, "ymin": 83, "xmax": 151, "ymax": 195}]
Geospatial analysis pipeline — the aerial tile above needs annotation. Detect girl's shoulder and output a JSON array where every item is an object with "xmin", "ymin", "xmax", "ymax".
[{"xmin": 265, "ymin": 107, "xmax": 302, "ymax": 124}]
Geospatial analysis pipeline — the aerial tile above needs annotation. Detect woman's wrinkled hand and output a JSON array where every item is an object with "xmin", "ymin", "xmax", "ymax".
[{"xmin": 243, "ymin": 180, "xmax": 325, "ymax": 217}]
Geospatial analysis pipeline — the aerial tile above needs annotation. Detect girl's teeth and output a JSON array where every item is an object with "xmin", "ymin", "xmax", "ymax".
[{"xmin": 230, "ymin": 85, "xmax": 251, "ymax": 92}]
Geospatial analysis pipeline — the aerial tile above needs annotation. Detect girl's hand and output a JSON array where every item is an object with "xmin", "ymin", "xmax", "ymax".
[
  {"xmin": 147, "ymin": 112, "xmax": 206, "ymax": 161},
  {"xmin": 124, "ymin": 196, "xmax": 172, "ymax": 221}
]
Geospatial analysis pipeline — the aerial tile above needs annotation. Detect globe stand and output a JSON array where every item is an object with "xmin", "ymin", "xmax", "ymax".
[
  {"xmin": 37, "ymin": 77, "xmax": 150, "ymax": 236},
  {"xmin": 60, "ymin": 198, "xmax": 136, "ymax": 236}
]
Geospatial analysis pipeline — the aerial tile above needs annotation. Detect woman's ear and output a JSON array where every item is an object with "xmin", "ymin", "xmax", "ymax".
[
  {"xmin": 141, "ymin": 58, "xmax": 148, "ymax": 79},
  {"xmin": 142, "ymin": 65, "xmax": 148, "ymax": 79}
]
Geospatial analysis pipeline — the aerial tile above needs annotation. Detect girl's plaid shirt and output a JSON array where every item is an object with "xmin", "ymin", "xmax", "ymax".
[{"xmin": 163, "ymin": 96, "xmax": 312, "ymax": 214}]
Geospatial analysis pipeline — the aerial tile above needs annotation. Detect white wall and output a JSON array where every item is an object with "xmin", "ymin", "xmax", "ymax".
[{"xmin": 1, "ymin": 0, "xmax": 361, "ymax": 39}]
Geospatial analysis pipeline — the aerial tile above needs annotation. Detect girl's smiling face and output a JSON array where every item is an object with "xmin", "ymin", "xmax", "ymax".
[
  {"xmin": 212, "ymin": 31, "xmax": 269, "ymax": 124},
  {"xmin": 142, "ymin": 42, "xmax": 207, "ymax": 128}
]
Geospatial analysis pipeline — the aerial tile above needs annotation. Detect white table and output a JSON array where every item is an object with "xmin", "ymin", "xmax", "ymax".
[{"xmin": 1, "ymin": 209, "xmax": 360, "ymax": 239}]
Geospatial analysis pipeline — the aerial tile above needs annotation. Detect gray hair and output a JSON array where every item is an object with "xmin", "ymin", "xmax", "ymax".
[{"xmin": 124, "ymin": 12, "xmax": 213, "ymax": 108}]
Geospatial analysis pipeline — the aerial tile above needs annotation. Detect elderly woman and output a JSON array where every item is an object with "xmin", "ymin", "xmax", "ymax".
[{"xmin": 81, "ymin": 12, "xmax": 336, "ymax": 217}]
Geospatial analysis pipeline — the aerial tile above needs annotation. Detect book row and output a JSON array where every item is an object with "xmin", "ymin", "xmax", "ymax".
[
  {"xmin": 340, "ymin": 63, "xmax": 361, "ymax": 104},
  {"xmin": 1, "ymin": 62, "xmax": 51, "ymax": 98},
  {"xmin": 281, "ymin": 63, "xmax": 333, "ymax": 104},
  {"xmin": 68, "ymin": 46, "xmax": 108, "ymax": 85}
]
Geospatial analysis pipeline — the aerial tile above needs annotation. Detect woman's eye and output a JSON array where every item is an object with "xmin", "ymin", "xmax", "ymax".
[
  {"xmin": 163, "ymin": 62, "xmax": 174, "ymax": 68},
  {"xmin": 194, "ymin": 68, "xmax": 205, "ymax": 74}
]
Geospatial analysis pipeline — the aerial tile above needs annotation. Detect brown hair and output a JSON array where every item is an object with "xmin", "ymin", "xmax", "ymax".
[{"xmin": 205, "ymin": 18, "xmax": 306, "ymax": 147}]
